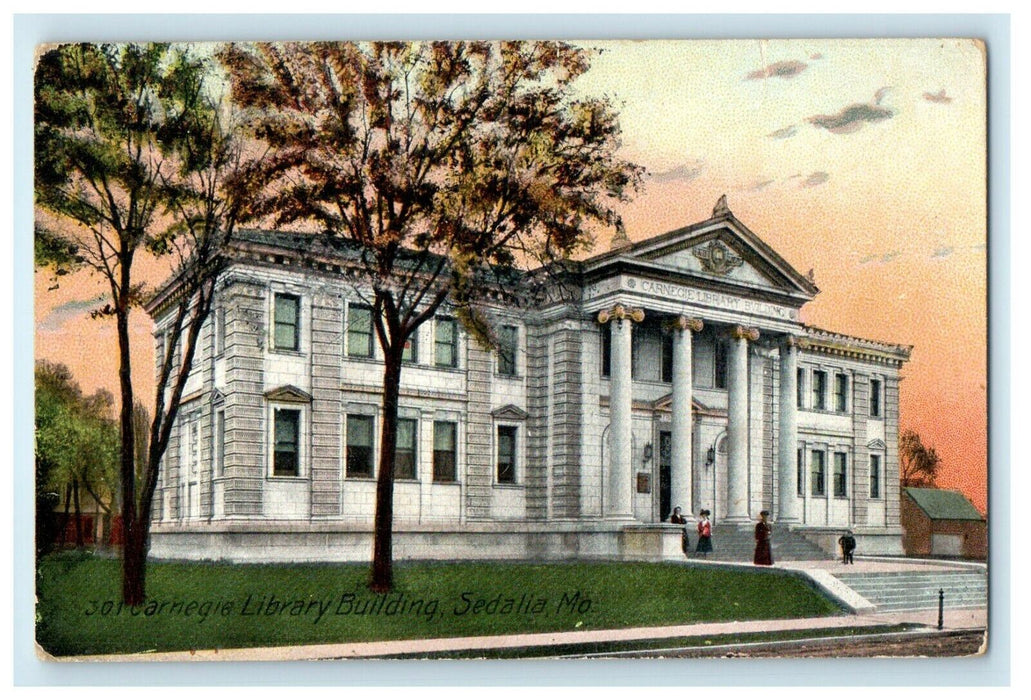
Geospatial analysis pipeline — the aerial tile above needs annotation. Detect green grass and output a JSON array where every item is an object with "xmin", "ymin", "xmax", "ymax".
[{"xmin": 36, "ymin": 552, "xmax": 843, "ymax": 656}]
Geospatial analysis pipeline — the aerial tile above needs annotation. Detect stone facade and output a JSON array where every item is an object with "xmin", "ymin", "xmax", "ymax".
[{"xmin": 147, "ymin": 203, "xmax": 911, "ymax": 562}]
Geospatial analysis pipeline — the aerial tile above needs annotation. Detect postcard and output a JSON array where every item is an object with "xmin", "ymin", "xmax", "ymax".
[{"xmin": 31, "ymin": 36, "xmax": 988, "ymax": 664}]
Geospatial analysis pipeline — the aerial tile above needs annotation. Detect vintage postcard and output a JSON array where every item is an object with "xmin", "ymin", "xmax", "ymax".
[{"xmin": 31, "ymin": 36, "xmax": 988, "ymax": 665}]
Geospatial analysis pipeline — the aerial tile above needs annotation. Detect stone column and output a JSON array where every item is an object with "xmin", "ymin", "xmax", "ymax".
[
  {"xmin": 777, "ymin": 335, "xmax": 807, "ymax": 523},
  {"xmin": 671, "ymin": 316, "xmax": 703, "ymax": 516},
  {"xmin": 726, "ymin": 325, "xmax": 759, "ymax": 522},
  {"xmin": 598, "ymin": 304, "xmax": 644, "ymax": 519}
]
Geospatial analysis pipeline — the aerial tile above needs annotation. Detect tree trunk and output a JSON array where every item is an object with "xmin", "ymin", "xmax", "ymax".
[
  {"xmin": 72, "ymin": 478, "xmax": 83, "ymax": 548},
  {"xmin": 123, "ymin": 525, "xmax": 146, "ymax": 605},
  {"xmin": 115, "ymin": 291, "xmax": 143, "ymax": 604},
  {"xmin": 370, "ymin": 351, "xmax": 403, "ymax": 593},
  {"xmin": 59, "ymin": 483, "xmax": 72, "ymax": 548}
]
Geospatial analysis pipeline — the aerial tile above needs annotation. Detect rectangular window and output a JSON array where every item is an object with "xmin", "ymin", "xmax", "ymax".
[
  {"xmin": 661, "ymin": 333, "xmax": 674, "ymax": 384},
  {"xmin": 433, "ymin": 421, "xmax": 457, "ymax": 483},
  {"xmin": 394, "ymin": 418, "xmax": 417, "ymax": 480},
  {"xmin": 274, "ymin": 293, "xmax": 300, "ymax": 351},
  {"xmin": 870, "ymin": 454, "xmax": 882, "ymax": 498},
  {"xmin": 812, "ymin": 370, "xmax": 827, "ymax": 410},
  {"xmin": 797, "ymin": 368, "xmax": 805, "ymax": 409},
  {"xmin": 402, "ymin": 331, "xmax": 418, "ymax": 363},
  {"xmin": 346, "ymin": 414, "xmax": 374, "ymax": 478},
  {"xmin": 797, "ymin": 448, "xmax": 805, "ymax": 496},
  {"xmin": 601, "ymin": 329, "xmax": 611, "ymax": 377},
  {"xmin": 435, "ymin": 318, "xmax": 458, "ymax": 368},
  {"xmin": 497, "ymin": 426, "xmax": 517, "ymax": 484},
  {"xmin": 214, "ymin": 306, "xmax": 226, "ymax": 356},
  {"xmin": 833, "ymin": 452, "xmax": 848, "ymax": 497},
  {"xmin": 273, "ymin": 408, "xmax": 300, "ymax": 477},
  {"xmin": 714, "ymin": 339, "xmax": 728, "ymax": 389},
  {"xmin": 870, "ymin": 379, "xmax": 882, "ymax": 417},
  {"xmin": 810, "ymin": 450, "xmax": 826, "ymax": 496},
  {"xmin": 348, "ymin": 305, "xmax": 374, "ymax": 358},
  {"xmin": 835, "ymin": 374, "xmax": 849, "ymax": 412},
  {"xmin": 214, "ymin": 409, "xmax": 225, "ymax": 477},
  {"xmin": 497, "ymin": 325, "xmax": 518, "ymax": 376}
]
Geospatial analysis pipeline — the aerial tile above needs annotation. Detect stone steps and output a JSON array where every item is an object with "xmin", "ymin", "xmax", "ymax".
[
  {"xmin": 693, "ymin": 523, "xmax": 833, "ymax": 562},
  {"xmin": 835, "ymin": 570, "xmax": 987, "ymax": 612}
]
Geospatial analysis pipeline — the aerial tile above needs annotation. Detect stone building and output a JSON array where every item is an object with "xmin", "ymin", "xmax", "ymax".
[{"xmin": 146, "ymin": 200, "xmax": 911, "ymax": 562}]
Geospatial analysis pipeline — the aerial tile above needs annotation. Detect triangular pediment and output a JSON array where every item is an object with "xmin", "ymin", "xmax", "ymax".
[
  {"xmin": 491, "ymin": 404, "xmax": 529, "ymax": 421},
  {"xmin": 263, "ymin": 385, "xmax": 312, "ymax": 403},
  {"xmin": 867, "ymin": 439, "xmax": 887, "ymax": 451},
  {"xmin": 652, "ymin": 394, "xmax": 724, "ymax": 417}
]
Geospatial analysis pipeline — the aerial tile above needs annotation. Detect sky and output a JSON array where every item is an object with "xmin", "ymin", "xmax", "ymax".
[{"xmin": 33, "ymin": 38, "xmax": 988, "ymax": 512}]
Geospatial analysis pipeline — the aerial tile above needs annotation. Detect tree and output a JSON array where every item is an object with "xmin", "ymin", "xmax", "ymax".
[
  {"xmin": 900, "ymin": 429, "xmax": 941, "ymax": 487},
  {"xmin": 220, "ymin": 41, "xmax": 642, "ymax": 591},
  {"xmin": 35, "ymin": 43, "xmax": 252, "ymax": 603},
  {"xmin": 34, "ymin": 361, "xmax": 119, "ymax": 553}
]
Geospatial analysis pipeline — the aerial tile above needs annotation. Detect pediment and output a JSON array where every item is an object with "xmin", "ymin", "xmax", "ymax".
[
  {"xmin": 652, "ymin": 394, "xmax": 724, "ymax": 417},
  {"xmin": 263, "ymin": 385, "xmax": 312, "ymax": 403},
  {"xmin": 867, "ymin": 439, "xmax": 887, "ymax": 451},
  {"xmin": 491, "ymin": 404, "xmax": 529, "ymax": 421}
]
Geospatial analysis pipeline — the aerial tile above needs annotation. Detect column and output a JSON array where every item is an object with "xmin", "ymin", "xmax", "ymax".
[
  {"xmin": 726, "ymin": 325, "xmax": 758, "ymax": 522},
  {"xmin": 670, "ymin": 316, "xmax": 703, "ymax": 516},
  {"xmin": 778, "ymin": 335, "xmax": 806, "ymax": 523},
  {"xmin": 599, "ymin": 304, "xmax": 643, "ymax": 519}
]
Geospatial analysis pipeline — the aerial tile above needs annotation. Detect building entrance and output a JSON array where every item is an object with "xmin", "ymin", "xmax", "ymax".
[{"xmin": 658, "ymin": 431, "xmax": 672, "ymax": 522}]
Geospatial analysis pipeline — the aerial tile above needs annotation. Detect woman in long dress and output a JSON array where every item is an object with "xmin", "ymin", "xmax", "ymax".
[
  {"xmin": 695, "ymin": 509, "xmax": 712, "ymax": 557},
  {"xmin": 753, "ymin": 510, "xmax": 773, "ymax": 566}
]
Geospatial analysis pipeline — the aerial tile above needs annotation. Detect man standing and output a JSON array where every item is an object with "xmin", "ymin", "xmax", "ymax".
[{"xmin": 838, "ymin": 531, "xmax": 857, "ymax": 564}]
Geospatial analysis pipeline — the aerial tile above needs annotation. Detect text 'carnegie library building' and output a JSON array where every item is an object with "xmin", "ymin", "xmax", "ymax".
[{"xmin": 146, "ymin": 198, "xmax": 912, "ymax": 562}]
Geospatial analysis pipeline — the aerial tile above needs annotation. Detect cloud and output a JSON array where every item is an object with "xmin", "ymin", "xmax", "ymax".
[
  {"xmin": 801, "ymin": 171, "xmax": 830, "ymax": 188},
  {"xmin": 881, "ymin": 251, "xmax": 900, "ymax": 263},
  {"xmin": 649, "ymin": 159, "xmax": 707, "ymax": 183},
  {"xmin": 745, "ymin": 60, "xmax": 808, "ymax": 81},
  {"xmin": 38, "ymin": 295, "xmax": 106, "ymax": 332},
  {"xmin": 766, "ymin": 125, "xmax": 797, "ymax": 140},
  {"xmin": 931, "ymin": 246, "xmax": 954, "ymax": 258},
  {"xmin": 809, "ymin": 52, "xmax": 824, "ymax": 60},
  {"xmin": 859, "ymin": 254, "xmax": 879, "ymax": 265},
  {"xmin": 874, "ymin": 86, "xmax": 892, "ymax": 105},
  {"xmin": 923, "ymin": 89, "xmax": 953, "ymax": 104},
  {"xmin": 745, "ymin": 178, "xmax": 775, "ymax": 192},
  {"xmin": 808, "ymin": 89, "xmax": 896, "ymax": 134}
]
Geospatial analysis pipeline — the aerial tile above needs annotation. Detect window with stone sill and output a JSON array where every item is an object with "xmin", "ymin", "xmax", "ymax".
[
  {"xmin": 833, "ymin": 451, "xmax": 848, "ymax": 497},
  {"xmin": 796, "ymin": 367, "xmax": 806, "ymax": 409},
  {"xmin": 394, "ymin": 418, "xmax": 417, "ymax": 480},
  {"xmin": 834, "ymin": 373, "xmax": 849, "ymax": 413},
  {"xmin": 273, "ymin": 293, "xmax": 301, "ymax": 352},
  {"xmin": 870, "ymin": 378, "xmax": 883, "ymax": 418},
  {"xmin": 346, "ymin": 414, "xmax": 375, "ymax": 478},
  {"xmin": 812, "ymin": 370, "xmax": 828, "ymax": 411},
  {"xmin": 402, "ymin": 331, "xmax": 418, "ymax": 364},
  {"xmin": 433, "ymin": 421, "xmax": 457, "ymax": 483},
  {"xmin": 347, "ymin": 304, "xmax": 374, "ymax": 358},
  {"xmin": 496, "ymin": 425, "xmax": 517, "ymax": 484},
  {"xmin": 869, "ymin": 454, "xmax": 882, "ymax": 499},
  {"xmin": 435, "ymin": 317, "xmax": 458, "ymax": 368},
  {"xmin": 497, "ymin": 324, "xmax": 518, "ymax": 377},
  {"xmin": 272, "ymin": 406, "xmax": 302, "ymax": 477},
  {"xmin": 810, "ymin": 449, "xmax": 826, "ymax": 496},
  {"xmin": 796, "ymin": 447, "xmax": 805, "ymax": 496}
]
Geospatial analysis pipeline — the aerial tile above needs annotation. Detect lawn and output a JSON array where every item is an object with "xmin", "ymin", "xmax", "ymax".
[{"xmin": 36, "ymin": 553, "xmax": 843, "ymax": 656}]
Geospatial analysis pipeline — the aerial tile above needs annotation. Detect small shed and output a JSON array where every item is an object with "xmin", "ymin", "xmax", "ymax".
[{"xmin": 901, "ymin": 487, "xmax": 986, "ymax": 560}]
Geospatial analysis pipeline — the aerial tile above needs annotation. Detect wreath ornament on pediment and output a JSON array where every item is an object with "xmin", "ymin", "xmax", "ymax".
[{"xmin": 693, "ymin": 240, "xmax": 744, "ymax": 276}]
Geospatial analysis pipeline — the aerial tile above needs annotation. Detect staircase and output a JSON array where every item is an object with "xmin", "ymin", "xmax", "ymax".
[
  {"xmin": 695, "ymin": 523, "xmax": 833, "ymax": 562},
  {"xmin": 834, "ymin": 569, "xmax": 987, "ymax": 612}
]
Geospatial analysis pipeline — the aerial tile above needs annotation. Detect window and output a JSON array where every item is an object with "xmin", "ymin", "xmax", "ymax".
[
  {"xmin": 435, "ymin": 318, "xmax": 458, "ymax": 368},
  {"xmin": 402, "ymin": 331, "xmax": 418, "ymax": 363},
  {"xmin": 797, "ymin": 448, "xmax": 805, "ymax": 496},
  {"xmin": 833, "ymin": 452, "xmax": 848, "ymax": 497},
  {"xmin": 714, "ymin": 339, "xmax": 728, "ymax": 389},
  {"xmin": 273, "ymin": 408, "xmax": 301, "ymax": 477},
  {"xmin": 600, "ymin": 329, "xmax": 611, "ymax": 377},
  {"xmin": 496, "ymin": 426, "xmax": 517, "ymax": 484},
  {"xmin": 348, "ymin": 305, "xmax": 374, "ymax": 358},
  {"xmin": 810, "ymin": 450, "xmax": 826, "ymax": 496},
  {"xmin": 812, "ymin": 370, "xmax": 827, "ymax": 410},
  {"xmin": 346, "ymin": 414, "xmax": 374, "ymax": 477},
  {"xmin": 214, "ymin": 409, "xmax": 225, "ymax": 477},
  {"xmin": 497, "ymin": 325, "xmax": 518, "ymax": 376},
  {"xmin": 835, "ymin": 374, "xmax": 849, "ymax": 413},
  {"xmin": 273, "ymin": 293, "xmax": 300, "ymax": 351},
  {"xmin": 870, "ymin": 454, "xmax": 882, "ymax": 498},
  {"xmin": 796, "ymin": 368, "xmax": 805, "ymax": 408},
  {"xmin": 394, "ymin": 418, "xmax": 417, "ymax": 479},
  {"xmin": 214, "ymin": 306, "xmax": 226, "ymax": 356},
  {"xmin": 870, "ymin": 379, "xmax": 882, "ymax": 417},
  {"xmin": 661, "ymin": 333, "xmax": 674, "ymax": 384},
  {"xmin": 433, "ymin": 421, "xmax": 457, "ymax": 482}
]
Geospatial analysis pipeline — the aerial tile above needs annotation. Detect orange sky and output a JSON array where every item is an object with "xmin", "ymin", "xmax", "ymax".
[{"xmin": 33, "ymin": 39, "xmax": 988, "ymax": 512}]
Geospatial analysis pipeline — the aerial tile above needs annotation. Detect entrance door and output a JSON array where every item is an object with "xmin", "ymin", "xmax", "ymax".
[{"xmin": 658, "ymin": 431, "xmax": 672, "ymax": 522}]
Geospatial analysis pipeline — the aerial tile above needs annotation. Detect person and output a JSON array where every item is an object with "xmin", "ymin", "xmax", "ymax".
[
  {"xmin": 670, "ymin": 506, "xmax": 689, "ymax": 556},
  {"xmin": 838, "ymin": 530, "xmax": 857, "ymax": 564},
  {"xmin": 695, "ymin": 509, "xmax": 713, "ymax": 557},
  {"xmin": 753, "ymin": 510, "xmax": 773, "ymax": 566}
]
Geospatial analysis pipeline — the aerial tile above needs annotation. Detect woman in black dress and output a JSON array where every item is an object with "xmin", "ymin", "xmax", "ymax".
[{"xmin": 754, "ymin": 510, "xmax": 773, "ymax": 566}]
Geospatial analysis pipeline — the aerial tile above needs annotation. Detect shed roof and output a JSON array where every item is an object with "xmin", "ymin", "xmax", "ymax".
[{"xmin": 904, "ymin": 487, "xmax": 984, "ymax": 521}]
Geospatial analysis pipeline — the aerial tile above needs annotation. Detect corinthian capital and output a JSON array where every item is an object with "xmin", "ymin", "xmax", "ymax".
[
  {"xmin": 731, "ymin": 325, "xmax": 760, "ymax": 342},
  {"xmin": 597, "ymin": 304, "xmax": 645, "ymax": 325}
]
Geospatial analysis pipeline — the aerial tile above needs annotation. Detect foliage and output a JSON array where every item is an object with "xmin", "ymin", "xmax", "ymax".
[
  {"xmin": 219, "ymin": 41, "xmax": 642, "ymax": 589},
  {"xmin": 35, "ymin": 42, "xmax": 252, "ymax": 603},
  {"xmin": 899, "ymin": 429, "xmax": 941, "ymax": 487},
  {"xmin": 36, "ymin": 558, "xmax": 840, "ymax": 656}
]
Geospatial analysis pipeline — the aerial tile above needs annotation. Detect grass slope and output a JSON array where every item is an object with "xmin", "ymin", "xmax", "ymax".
[{"xmin": 37, "ymin": 554, "xmax": 842, "ymax": 656}]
